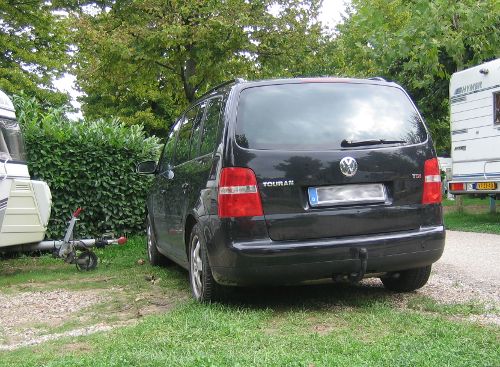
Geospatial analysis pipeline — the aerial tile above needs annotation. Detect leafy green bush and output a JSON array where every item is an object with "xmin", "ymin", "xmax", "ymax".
[{"xmin": 13, "ymin": 94, "xmax": 162, "ymax": 238}]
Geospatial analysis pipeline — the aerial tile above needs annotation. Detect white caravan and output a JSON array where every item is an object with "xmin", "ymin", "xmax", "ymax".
[
  {"xmin": 0, "ymin": 90, "xmax": 52, "ymax": 248},
  {"xmin": 448, "ymin": 58, "xmax": 500, "ymax": 197},
  {"xmin": 0, "ymin": 91, "xmax": 126, "ymax": 270}
]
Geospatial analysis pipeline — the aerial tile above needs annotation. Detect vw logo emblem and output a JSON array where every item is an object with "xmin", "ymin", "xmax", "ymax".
[{"xmin": 339, "ymin": 157, "xmax": 358, "ymax": 177}]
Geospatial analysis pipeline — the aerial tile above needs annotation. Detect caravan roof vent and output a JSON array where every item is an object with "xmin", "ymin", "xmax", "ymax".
[{"xmin": 368, "ymin": 77, "xmax": 387, "ymax": 82}]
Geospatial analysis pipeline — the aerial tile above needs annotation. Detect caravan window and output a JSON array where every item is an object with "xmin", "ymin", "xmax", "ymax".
[
  {"xmin": 494, "ymin": 92, "xmax": 500, "ymax": 125},
  {"xmin": 0, "ymin": 119, "xmax": 26, "ymax": 162}
]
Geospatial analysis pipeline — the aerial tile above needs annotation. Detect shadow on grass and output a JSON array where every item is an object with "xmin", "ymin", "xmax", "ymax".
[
  {"xmin": 1, "ymin": 249, "xmax": 399, "ymax": 313},
  {"xmin": 146, "ymin": 259, "xmax": 398, "ymax": 311},
  {"xmin": 215, "ymin": 280, "xmax": 397, "ymax": 312}
]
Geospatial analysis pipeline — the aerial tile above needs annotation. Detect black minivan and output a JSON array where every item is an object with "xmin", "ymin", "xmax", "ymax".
[{"xmin": 138, "ymin": 77, "xmax": 445, "ymax": 302}]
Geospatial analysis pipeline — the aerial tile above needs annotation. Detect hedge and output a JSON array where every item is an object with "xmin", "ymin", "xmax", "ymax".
[{"xmin": 13, "ymin": 95, "xmax": 162, "ymax": 239}]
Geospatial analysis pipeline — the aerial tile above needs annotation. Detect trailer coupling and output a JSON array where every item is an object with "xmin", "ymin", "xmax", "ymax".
[
  {"xmin": 7, "ymin": 208, "xmax": 127, "ymax": 271},
  {"xmin": 40, "ymin": 235, "xmax": 127, "ymax": 271},
  {"xmin": 55, "ymin": 207, "xmax": 127, "ymax": 270}
]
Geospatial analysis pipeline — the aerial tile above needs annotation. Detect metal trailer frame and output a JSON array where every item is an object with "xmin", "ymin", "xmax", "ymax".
[{"xmin": 2, "ymin": 208, "xmax": 127, "ymax": 270}]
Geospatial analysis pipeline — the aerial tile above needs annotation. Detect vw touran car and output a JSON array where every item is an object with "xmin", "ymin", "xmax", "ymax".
[{"xmin": 137, "ymin": 77, "xmax": 445, "ymax": 302}]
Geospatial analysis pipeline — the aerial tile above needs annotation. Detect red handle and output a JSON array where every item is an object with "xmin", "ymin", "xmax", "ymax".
[
  {"xmin": 73, "ymin": 208, "xmax": 83, "ymax": 218},
  {"xmin": 117, "ymin": 236, "xmax": 127, "ymax": 245}
]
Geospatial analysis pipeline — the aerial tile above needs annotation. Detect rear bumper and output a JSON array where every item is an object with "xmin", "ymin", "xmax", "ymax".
[{"xmin": 210, "ymin": 226, "xmax": 445, "ymax": 286}]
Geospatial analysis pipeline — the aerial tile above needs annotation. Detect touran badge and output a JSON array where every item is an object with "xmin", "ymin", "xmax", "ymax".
[{"xmin": 339, "ymin": 157, "xmax": 358, "ymax": 177}]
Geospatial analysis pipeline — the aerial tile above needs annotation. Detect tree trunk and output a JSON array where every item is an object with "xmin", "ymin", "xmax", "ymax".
[{"xmin": 180, "ymin": 58, "xmax": 197, "ymax": 103}]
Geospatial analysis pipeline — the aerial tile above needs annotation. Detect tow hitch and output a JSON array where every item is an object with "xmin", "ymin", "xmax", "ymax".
[
  {"xmin": 5, "ymin": 208, "xmax": 127, "ymax": 270},
  {"xmin": 348, "ymin": 247, "xmax": 368, "ymax": 282}
]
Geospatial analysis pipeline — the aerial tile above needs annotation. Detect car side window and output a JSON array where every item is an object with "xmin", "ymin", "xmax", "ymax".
[
  {"xmin": 174, "ymin": 104, "xmax": 203, "ymax": 165},
  {"xmin": 189, "ymin": 100, "xmax": 208, "ymax": 159},
  {"xmin": 158, "ymin": 119, "xmax": 181, "ymax": 172},
  {"xmin": 200, "ymin": 97, "xmax": 223, "ymax": 156}
]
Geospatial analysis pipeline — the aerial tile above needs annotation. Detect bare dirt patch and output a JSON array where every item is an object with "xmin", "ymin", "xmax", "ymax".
[
  {"xmin": 0, "ymin": 285, "xmax": 181, "ymax": 351},
  {"xmin": 311, "ymin": 323, "xmax": 335, "ymax": 335},
  {"xmin": 59, "ymin": 341, "xmax": 93, "ymax": 354}
]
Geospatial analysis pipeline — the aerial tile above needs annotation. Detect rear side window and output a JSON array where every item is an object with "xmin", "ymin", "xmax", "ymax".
[
  {"xmin": 236, "ymin": 83, "xmax": 427, "ymax": 150},
  {"xmin": 189, "ymin": 100, "xmax": 208, "ymax": 158},
  {"xmin": 174, "ymin": 104, "xmax": 203, "ymax": 164},
  {"xmin": 200, "ymin": 98, "xmax": 223, "ymax": 156},
  {"xmin": 158, "ymin": 119, "xmax": 181, "ymax": 172}
]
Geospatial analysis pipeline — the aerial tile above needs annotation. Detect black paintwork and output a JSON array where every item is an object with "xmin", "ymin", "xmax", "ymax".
[{"xmin": 145, "ymin": 77, "xmax": 445, "ymax": 285}]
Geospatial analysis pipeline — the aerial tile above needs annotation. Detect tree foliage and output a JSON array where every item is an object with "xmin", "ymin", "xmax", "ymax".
[
  {"xmin": 0, "ymin": 0, "xmax": 71, "ymax": 106},
  {"xmin": 333, "ymin": 0, "xmax": 500, "ymax": 153},
  {"xmin": 4, "ymin": 0, "xmax": 496, "ymax": 154},
  {"xmin": 13, "ymin": 93, "xmax": 161, "ymax": 238},
  {"xmin": 71, "ymin": 0, "xmax": 324, "ymax": 136}
]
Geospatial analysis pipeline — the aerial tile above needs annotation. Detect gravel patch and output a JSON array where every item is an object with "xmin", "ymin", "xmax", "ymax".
[
  {"xmin": 426, "ymin": 230, "xmax": 500, "ymax": 307},
  {"xmin": 0, "ymin": 323, "xmax": 114, "ymax": 351},
  {"xmin": 424, "ymin": 262, "xmax": 499, "ymax": 306},
  {"xmin": 361, "ymin": 230, "xmax": 500, "ymax": 325},
  {"xmin": 0, "ymin": 287, "xmax": 179, "ymax": 351},
  {"xmin": 0, "ymin": 289, "xmax": 104, "ymax": 349}
]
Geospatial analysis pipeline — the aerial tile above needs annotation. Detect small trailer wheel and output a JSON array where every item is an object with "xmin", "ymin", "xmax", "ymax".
[{"xmin": 76, "ymin": 251, "xmax": 98, "ymax": 271}]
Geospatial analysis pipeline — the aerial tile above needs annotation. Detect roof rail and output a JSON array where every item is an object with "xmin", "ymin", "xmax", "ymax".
[
  {"xmin": 368, "ymin": 76, "xmax": 386, "ymax": 82},
  {"xmin": 199, "ymin": 78, "xmax": 246, "ymax": 99}
]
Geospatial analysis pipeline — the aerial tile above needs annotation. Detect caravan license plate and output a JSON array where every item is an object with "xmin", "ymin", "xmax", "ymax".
[
  {"xmin": 308, "ymin": 184, "xmax": 386, "ymax": 207},
  {"xmin": 475, "ymin": 182, "xmax": 497, "ymax": 190}
]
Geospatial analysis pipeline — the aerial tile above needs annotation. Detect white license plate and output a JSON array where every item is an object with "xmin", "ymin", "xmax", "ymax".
[{"xmin": 308, "ymin": 184, "xmax": 387, "ymax": 207}]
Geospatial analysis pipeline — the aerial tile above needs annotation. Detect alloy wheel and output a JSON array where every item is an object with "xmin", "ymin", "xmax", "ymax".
[
  {"xmin": 147, "ymin": 221, "xmax": 154, "ymax": 262},
  {"xmin": 190, "ymin": 235, "xmax": 203, "ymax": 299}
]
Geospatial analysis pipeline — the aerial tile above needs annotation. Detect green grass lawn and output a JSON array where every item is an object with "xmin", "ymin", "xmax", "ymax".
[
  {"xmin": 442, "ymin": 197, "xmax": 492, "ymax": 207},
  {"xmin": 1, "ymin": 237, "xmax": 499, "ymax": 366},
  {"xmin": 443, "ymin": 196, "xmax": 499, "ymax": 234},
  {"xmin": 444, "ymin": 212, "xmax": 500, "ymax": 234}
]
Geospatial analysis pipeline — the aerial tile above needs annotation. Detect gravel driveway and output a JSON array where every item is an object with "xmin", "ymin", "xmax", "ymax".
[
  {"xmin": 439, "ymin": 231, "xmax": 500, "ymax": 285},
  {"xmin": 421, "ymin": 230, "xmax": 500, "ymax": 307}
]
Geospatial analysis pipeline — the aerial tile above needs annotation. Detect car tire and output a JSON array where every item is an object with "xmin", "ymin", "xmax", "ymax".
[
  {"xmin": 189, "ymin": 223, "xmax": 221, "ymax": 303},
  {"xmin": 381, "ymin": 265, "xmax": 432, "ymax": 292},
  {"xmin": 146, "ymin": 214, "xmax": 171, "ymax": 266}
]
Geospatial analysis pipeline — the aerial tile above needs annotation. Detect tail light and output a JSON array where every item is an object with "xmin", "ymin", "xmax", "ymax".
[
  {"xmin": 449, "ymin": 182, "xmax": 465, "ymax": 191},
  {"xmin": 218, "ymin": 167, "xmax": 263, "ymax": 218},
  {"xmin": 422, "ymin": 158, "xmax": 442, "ymax": 204}
]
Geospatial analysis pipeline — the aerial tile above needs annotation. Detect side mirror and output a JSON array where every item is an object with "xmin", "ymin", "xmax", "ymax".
[{"xmin": 136, "ymin": 160, "xmax": 157, "ymax": 174}]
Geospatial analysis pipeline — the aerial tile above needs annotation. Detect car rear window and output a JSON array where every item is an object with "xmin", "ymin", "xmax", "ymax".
[{"xmin": 235, "ymin": 83, "xmax": 427, "ymax": 150}]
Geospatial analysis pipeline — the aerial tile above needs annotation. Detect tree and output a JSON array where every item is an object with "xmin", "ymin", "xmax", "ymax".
[
  {"xmin": 333, "ymin": 0, "xmax": 500, "ymax": 153},
  {"xmin": 0, "ymin": 0, "xmax": 71, "ymax": 106},
  {"xmin": 71, "ymin": 0, "xmax": 324, "ymax": 136}
]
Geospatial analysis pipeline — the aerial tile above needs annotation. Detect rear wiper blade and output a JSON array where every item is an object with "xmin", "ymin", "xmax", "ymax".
[{"xmin": 341, "ymin": 139, "xmax": 406, "ymax": 147}]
